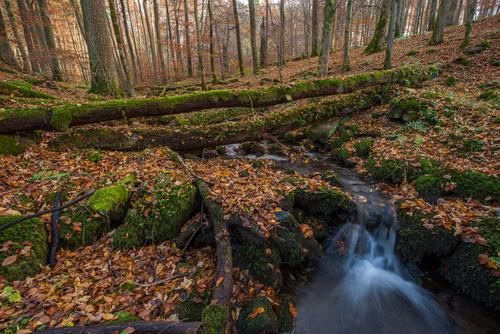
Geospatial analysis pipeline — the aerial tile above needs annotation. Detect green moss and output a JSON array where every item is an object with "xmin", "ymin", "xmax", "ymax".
[
  {"xmin": 277, "ymin": 295, "xmax": 296, "ymax": 333},
  {"xmin": 50, "ymin": 106, "xmax": 73, "ymax": 131},
  {"xmin": 0, "ymin": 80, "xmax": 55, "ymax": 99},
  {"xmin": 354, "ymin": 139, "xmax": 374, "ymax": 157},
  {"xmin": 455, "ymin": 57, "xmax": 472, "ymax": 66},
  {"xmin": 236, "ymin": 297, "xmax": 278, "ymax": 334},
  {"xmin": 201, "ymin": 304, "xmax": 228, "ymax": 334},
  {"xmin": 413, "ymin": 175, "xmax": 444, "ymax": 203},
  {"xmin": 234, "ymin": 244, "xmax": 282, "ymax": 287},
  {"xmin": 88, "ymin": 183, "xmax": 129, "ymax": 214},
  {"xmin": 0, "ymin": 216, "xmax": 48, "ymax": 281},
  {"xmin": 104, "ymin": 311, "xmax": 140, "ymax": 324},
  {"xmin": 111, "ymin": 174, "xmax": 197, "ymax": 249},
  {"xmin": 395, "ymin": 207, "xmax": 457, "ymax": 264},
  {"xmin": 87, "ymin": 150, "xmax": 103, "ymax": 163},
  {"xmin": 387, "ymin": 97, "xmax": 424, "ymax": 122},
  {"xmin": 460, "ymin": 139, "xmax": 484, "ymax": 153},
  {"xmin": 320, "ymin": 170, "xmax": 341, "ymax": 186},
  {"xmin": 0, "ymin": 135, "xmax": 26, "ymax": 156},
  {"xmin": 478, "ymin": 90, "xmax": 499, "ymax": 102},
  {"xmin": 450, "ymin": 170, "xmax": 500, "ymax": 203},
  {"xmin": 444, "ymin": 76, "xmax": 458, "ymax": 87},
  {"xmin": 240, "ymin": 141, "xmax": 266, "ymax": 155},
  {"xmin": 335, "ymin": 146, "xmax": 350, "ymax": 163},
  {"xmin": 175, "ymin": 291, "xmax": 211, "ymax": 321},
  {"xmin": 366, "ymin": 158, "xmax": 415, "ymax": 184}
]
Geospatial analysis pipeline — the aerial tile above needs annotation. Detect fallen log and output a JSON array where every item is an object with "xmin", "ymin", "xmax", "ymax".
[
  {"xmin": 0, "ymin": 65, "xmax": 437, "ymax": 134},
  {"xmin": 49, "ymin": 87, "xmax": 392, "ymax": 152},
  {"xmin": 33, "ymin": 321, "xmax": 201, "ymax": 334}
]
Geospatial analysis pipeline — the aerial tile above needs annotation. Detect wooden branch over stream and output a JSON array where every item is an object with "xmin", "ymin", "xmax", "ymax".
[
  {"xmin": 33, "ymin": 321, "xmax": 201, "ymax": 334},
  {"xmin": 0, "ymin": 65, "xmax": 437, "ymax": 134},
  {"xmin": 49, "ymin": 87, "xmax": 393, "ymax": 152}
]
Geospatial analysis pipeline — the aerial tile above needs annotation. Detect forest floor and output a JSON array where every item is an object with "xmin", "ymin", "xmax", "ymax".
[{"xmin": 0, "ymin": 16, "xmax": 499, "ymax": 331}]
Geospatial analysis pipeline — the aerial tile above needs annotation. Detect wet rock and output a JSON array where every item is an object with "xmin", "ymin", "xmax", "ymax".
[
  {"xmin": 307, "ymin": 118, "xmax": 341, "ymax": 144},
  {"xmin": 412, "ymin": 175, "xmax": 444, "ymax": 204},
  {"xmin": 240, "ymin": 141, "xmax": 266, "ymax": 156},
  {"xmin": 202, "ymin": 149, "xmax": 219, "ymax": 159},
  {"xmin": 233, "ymin": 243, "xmax": 283, "ymax": 288},
  {"xmin": 237, "ymin": 297, "xmax": 278, "ymax": 334},
  {"xmin": 277, "ymin": 294, "xmax": 296, "ymax": 333},
  {"xmin": 175, "ymin": 290, "xmax": 211, "ymax": 321}
]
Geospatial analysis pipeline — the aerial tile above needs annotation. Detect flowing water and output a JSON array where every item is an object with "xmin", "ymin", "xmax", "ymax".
[{"xmin": 223, "ymin": 144, "xmax": 499, "ymax": 334}]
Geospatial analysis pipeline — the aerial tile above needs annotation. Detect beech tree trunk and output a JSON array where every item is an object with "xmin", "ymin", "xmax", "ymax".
[
  {"xmin": 318, "ymin": 0, "xmax": 337, "ymax": 77},
  {"xmin": 37, "ymin": 0, "xmax": 63, "ymax": 80},
  {"xmin": 427, "ymin": 0, "xmax": 438, "ymax": 31},
  {"xmin": 311, "ymin": 0, "xmax": 319, "ymax": 56},
  {"xmin": 248, "ymin": 0, "xmax": 258, "ymax": 74},
  {"xmin": 0, "ymin": 4, "xmax": 18, "ymax": 69},
  {"xmin": 207, "ymin": 0, "xmax": 217, "ymax": 82},
  {"xmin": 342, "ymin": 0, "xmax": 354, "ymax": 71},
  {"xmin": 364, "ymin": 0, "xmax": 390, "ymax": 55},
  {"xmin": 259, "ymin": 0, "xmax": 269, "ymax": 67},
  {"xmin": 232, "ymin": 0, "xmax": 245, "ymax": 76},
  {"xmin": 81, "ymin": 0, "xmax": 122, "ymax": 96},
  {"xmin": 183, "ymin": 0, "xmax": 193, "ymax": 76},
  {"xmin": 153, "ymin": 0, "xmax": 167, "ymax": 80},
  {"xmin": 193, "ymin": 0, "xmax": 206, "ymax": 90},
  {"xmin": 461, "ymin": 0, "xmax": 478, "ymax": 48},
  {"xmin": 279, "ymin": 0, "xmax": 285, "ymax": 67},
  {"xmin": 5, "ymin": 0, "xmax": 29, "ymax": 72},
  {"xmin": 384, "ymin": 0, "xmax": 398, "ymax": 69},
  {"xmin": 429, "ymin": 0, "xmax": 452, "ymax": 45}
]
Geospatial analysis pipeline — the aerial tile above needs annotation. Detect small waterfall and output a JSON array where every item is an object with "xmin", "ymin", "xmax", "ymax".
[{"xmin": 296, "ymin": 165, "xmax": 457, "ymax": 334}]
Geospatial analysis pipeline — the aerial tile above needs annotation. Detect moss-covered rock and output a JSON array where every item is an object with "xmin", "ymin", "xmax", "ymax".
[
  {"xmin": 395, "ymin": 207, "xmax": 457, "ymax": 264},
  {"xmin": 88, "ymin": 178, "xmax": 132, "ymax": 221},
  {"xmin": 234, "ymin": 244, "xmax": 283, "ymax": 287},
  {"xmin": 307, "ymin": 118, "xmax": 341, "ymax": 144},
  {"xmin": 0, "ymin": 216, "xmax": 48, "ymax": 281},
  {"xmin": 354, "ymin": 139, "xmax": 374, "ymax": 157},
  {"xmin": 413, "ymin": 175, "xmax": 444, "ymax": 203},
  {"xmin": 0, "ymin": 135, "xmax": 32, "ymax": 156},
  {"xmin": 291, "ymin": 188, "xmax": 356, "ymax": 225},
  {"xmin": 112, "ymin": 174, "xmax": 197, "ymax": 249},
  {"xmin": 366, "ymin": 158, "xmax": 416, "ymax": 184},
  {"xmin": 277, "ymin": 294, "xmax": 296, "ymax": 333},
  {"xmin": 387, "ymin": 97, "xmax": 424, "ymax": 122},
  {"xmin": 240, "ymin": 141, "xmax": 266, "ymax": 156},
  {"xmin": 450, "ymin": 170, "xmax": 500, "ymax": 203},
  {"xmin": 440, "ymin": 242, "xmax": 500, "ymax": 309},
  {"xmin": 237, "ymin": 297, "xmax": 278, "ymax": 334},
  {"xmin": 201, "ymin": 304, "xmax": 229, "ymax": 334},
  {"xmin": 175, "ymin": 290, "xmax": 211, "ymax": 321}
]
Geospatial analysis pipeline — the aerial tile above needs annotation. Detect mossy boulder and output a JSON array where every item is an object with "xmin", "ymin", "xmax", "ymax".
[
  {"xmin": 88, "ymin": 176, "xmax": 134, "ymax": 221},
  {"xmin": 0, "ymin": 135, "xmax": 33, "ymax": 156},
  {"xmin": 175, "ymin": 290, "xmax": 211, "ymax": 321},
  {"xmin": 0, "ymin": 216, "xmax": 48, "ymax": 281},
  {"xmin": 366, "ymin": 158, "xmax": 417, "ymax": 184},
  {"xmin": 277, "ymin": 294, "xmax": 296, "ymax": 333},
  {"xmin": 240, "ymin": 141, "xmax": 266, "ymax": 156},
  {"xmin": 450, "ymin": 170, "xmax": 500, "ymax": 203},
  {"xmin": 112, "ymin": 174, "xmax": 197, "ymax": 249},
  {"xmin": 233, "ymin": 244, "xmax": 283, "ymax": 287},
  {"xmin": 413, "ymin": 175, "xmax": 444, "ymax": 203},
  {"xmin": 201, "ymin": 304, "xmax": 229, "ymax": 334},
  {"xmin": 440, "ymin": 242, "xmax": 500, "ymax": 309},
  {"xmin": 387, "ymin": 97, "xmax": 424, "ymax": 122},
  {"xmin": 237, "ymin": 297, "xmax": 278, "ymax": 334},
  {"xmin": 291, "ymin": 188, "xmax": 356, "ymax": 225},
  {"xmin": 307, "ymin": 118, "xmax": 341, "ymax": 144},
  {"xmin": 354, "ymin": 139, "xmax": 374, "ymax": 157},
  {"xmin": 395, "ymin": 207, "xmax": 458, "ymax": 264}
]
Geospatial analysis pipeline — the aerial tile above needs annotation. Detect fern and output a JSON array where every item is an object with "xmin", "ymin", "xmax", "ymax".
[{"xmin": 404, "ymin": 121, "xmax": 428, "ymax": 133}]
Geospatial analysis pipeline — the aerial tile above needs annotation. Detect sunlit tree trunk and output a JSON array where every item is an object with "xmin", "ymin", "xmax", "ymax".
[
  {"xmin": 248, "ymin": 0, "xmax": 258, "ymax": 74},
  {"xmin": 384, "ymin": 0, "xmax": 398, "ymax": 69},
  {"xmin": 152, "ymin": 0, "xmax": 167, "ymax": 80},
  {"xmin": 37, "ymin": 0, "xmax": 62, "ymax": 80},
  {"xmin": 317, "ymin": 0, "xmax": 337, "ymax": 77},
  {"xmin": 16, "ymin": 0, "xmax": 41, "ymax": 73},
  {"xmin": 461, "ymin": 0, "xmax": 478, "ymax": 48},
  {"xmin": 5, "ymin": 0, "xmax": 29, "ymax": 72}
]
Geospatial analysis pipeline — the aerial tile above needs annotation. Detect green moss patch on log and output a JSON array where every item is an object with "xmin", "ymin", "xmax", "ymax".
[
  {"xmin": 0, "ymin": 80, "xmax": 55, "ymax": 99},
  {"xmin": 0, "ymin": 216, "xmax": 48, "ymax": 282},
  {"xmin": 236, "ymin": 297, "xmax": 278, "ymax": 334},
  {"xmin": 0, "ymin": 65, "xmax": 437, "ymax": 134},
  {"xmin": 111, "ymin": 173, "xmax": 197, "ymax": 249},
  {"xmin": 153, "ymin": 107, "xmax": 260, "ymax": 127}
]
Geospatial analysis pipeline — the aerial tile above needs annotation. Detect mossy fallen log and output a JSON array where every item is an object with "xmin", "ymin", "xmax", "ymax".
[
  {"xmin": 50, "ymin": 87, "xmax": 393, "ymax": 152},
  {"xmin": 0, "ymin": 80, "xmax": 55, "ymax": 99},
  {"xmin": 0, "ymin": 65, "xmax": 437, "ymax": 134}
]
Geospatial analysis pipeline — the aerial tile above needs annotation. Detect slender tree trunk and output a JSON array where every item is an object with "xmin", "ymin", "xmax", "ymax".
[
  {"xmin": 395, "ymin": 0, "xmax": 404, "ymax": 37},
  {"xmin": 0, "ymin": 4, "xmax": 18, "ymax": 69},
  {"xmin": 231, "ymin": 0, "xmax": 244, "ymax": 76},
  {"xmin": 317, "ymin": 0, "xmax": 337, "ymax": 77},
  {"xmin": 342, "ymin": 0, "xmax": 354, "ymax": 71},
  {"xmin": 152, "ymin": 0, "xmax": 167, "ymax": 80},
  {"xmin": 16, "ymin": 0, "xmax": 40, "ymax": 73},
  {"xmin": 143, "ymin": 0, "xmax": 159, "ymax": 80},
  {"xmin": 193, "ymin": 0, "xmax": 206, "ymax": 90},
  {"xmin": 259, "ymin": 0, "xmax": 269, "ymax": 67},
  {"xmin": 118, "ymin": 0, "xmax": 138, "ymax": 80},
  {"xmin": 183, "ymin": 0, "xmax": 193, "ymax": 76},
  {"xmin": 311, "ymin": 0, "xmax": 319, "ymax": 56},
  {"xmin": 461, "ymin": 0, "xmax": 478, "ymax": 48},
  {"xmin": 108, "ymin": 0, "xmax": 134, "ymax": 95},
  {"xmin": 453, "ymin": 0, "xmax": 464, "ymax": 24},
  {"xmin": 174, "ymin": 0, "xmax": 184, "ymax": 75},
  {"xmin": 413, "ymin": 0, "xmax": 423, "ymax": 34},
  {"xmin": 248, "ymin": 0, "xmax": 258, "ymax": 74},
  {"xmin": 384, "ymin": 0, "xmax": 398, "ymax": 69},
  {"xmin": 5, "ymin": 0, "xmax": 29, "ymax": 72},
  {"xmin": 80, "ymin": 0, "xmax": 122, "ymax": 96},
  {"xmin": 166, "ymin": 1, "xmax": 178, "ymax": 79},
  {"xmin": 207, "ymin": 0, "xmax": 217, "ymax": 82},
  {"xmin": 364, "ymin": 0, "xmax": 390, "ymax": 54},
  {"xmin": 279, "ymin": 0, "xmax": 285, "ymax": 68},
  {"xmin": 427, "ymin": 0, "xmax": 438, "ymax": 30},
  {"xmin": 37, "ymin": 0, "xmax": 63, "ymax": 80},
  {"xmin": 429, "ymin": 0, "xmax": 452, "ymax": 45}
]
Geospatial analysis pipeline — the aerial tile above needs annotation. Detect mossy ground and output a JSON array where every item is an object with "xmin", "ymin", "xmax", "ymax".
[{"xmin": 0, "ymin": 216, "xmax": 48, "ymax": 282}]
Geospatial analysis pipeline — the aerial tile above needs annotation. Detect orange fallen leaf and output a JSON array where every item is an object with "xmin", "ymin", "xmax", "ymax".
[
  {"xmin": 249, "ymin": 306, "xmax": 265, "ymax": 319},
  {"xmin": 2, "ymin": 255, "xmax": 17, "ymax": 266},
  {"xmin": 216, "ymin": 276, "xmax": 224, "ymax": 287},
  {"xmin": 288, "ymin": 302, "xmax": 298, "ymax": 318}
]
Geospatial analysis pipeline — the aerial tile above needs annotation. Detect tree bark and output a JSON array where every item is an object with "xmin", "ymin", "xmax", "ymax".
[
  {"xmin": 81, "ymin": 0, "xmax": 122, "ymax": 96},
  {"xmin": 259, "ymin": 0, "xmax": 269, "ymax": 67},
  {"xmin": 248, "ymin": 0, "xmax": 258, "ymax": 74},
  {"xmin": 342, "ymin": 0, "xmax": 354, "ymax": 71},
  {"xmin": 37, "ymin": 0, "xmax": 63, "ymax": 80},
  {"xmin": 429, "ymin": 0, "xmax": 452, "ymax": 45},
  {"xmin": 0, "ymin": 65, "xmax": 435, "ymax": 134},
  {"xmin": 152, "ymin": 0, "xmax": 167, "ymax": 80},
  {"xmin": 364, "ymin": 0, "xmax": 390, "ymax": 54},
  {"xmin": 5, "ymin": 0, "xmax": 30, "ymax": 72},
  {"xmin": 317, "ymin": 0, "xmax": 337, "ymax": 77},
  {"xmin": 384, "ymin": 0, "xmax": 398, "ymax": 69},
  {"xmin": 461, "ymin": 0, "xmax": 478, "ymax": 48},
  {"xmin": 183, "ymin": 0, "xmax": 193, "ymax": 77},
  {"xmin": 311, "ymin": 0, "xmax": 319, "ymax": 56},
  {"xmin": 279, "ymin": 0, "xmax": 285, "ymax": 68},
  {"xmin": 427, "ymin": 0, "xmax": 438, "ymax": 31},
  {"xmin": 231, "ymin": 0, "xmax": 245, "ymax": 77},
  {"xmin": 207, "ymin": 0, "xmax": 217, "ymax": 82},
  {"xmin": 49, "ymin": 87, "xmax": 393, "ymax": 152},
  {"xmin": 16, "ymin": 0, "xmax": 41, "ymax": 73},
  {"xmin": 0, "ymin": 4, "xmax": 18, "ymax": 69},
  {"xmin": 193, "ymin": 0, "xmax": 206, "ymax": 90},
  {"xmin": 142, "ymin": 0, "xmax": 159, "ymax": 80}
]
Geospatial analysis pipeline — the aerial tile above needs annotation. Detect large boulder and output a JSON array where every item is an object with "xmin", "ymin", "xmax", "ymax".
[
  {"xmin": 387, "ymin": 97, "xmax": 424, "ymax": 122},
  {"xmin": 0, "ymin": 216, "xmax": 48, "ymax": 281},
  {"xmin": 307, "ymin": 118, "xmax": 341, "ymax": 144},
  {"xmin": 237, "ymin": 297, "xmax": 278, "ymax": 334}
]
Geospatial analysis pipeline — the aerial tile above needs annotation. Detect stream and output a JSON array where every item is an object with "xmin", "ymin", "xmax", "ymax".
[{"xmin": 224, "ymin": 144, "xmax": 499, "ymax": 334}]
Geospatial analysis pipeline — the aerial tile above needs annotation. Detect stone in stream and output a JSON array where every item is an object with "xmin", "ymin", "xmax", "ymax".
[
  {"xmin": 307, "ymin": 118, "xmax": 341, "ymax": 144},
  {"xmin": 0, "ymin": 216, "xmax": 48, "ymax": 281}
]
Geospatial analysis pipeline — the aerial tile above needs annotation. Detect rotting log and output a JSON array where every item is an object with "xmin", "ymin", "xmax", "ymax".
[
  {"xmin": 49, "ymin": 87, "xmax": 393, "ymax": 152},
  {"xmin": 33, "ymin": 321, "xmax": 201, "ymax": 334},
  {"xmin": 0, "ymin": 65, "xmax": 437, "ymax": 134}
]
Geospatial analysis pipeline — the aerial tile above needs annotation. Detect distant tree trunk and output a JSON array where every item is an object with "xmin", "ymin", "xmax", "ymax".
[
  {"xmin": 413, "ymin": 0, "xmax": 424, "ymax": 34},
  {"xmin": 364, "ymin": 0, "xmax": 390, "ymax": 54},
  {"xmin": 81, "ymin": 0, "xmax": 122, "ymax": 96},
  {"xmin": 301, "ymin": 0, "xmax": 310, "ymax": 56},
  {"xmin": 429, "ymin": 0, "xmax": 452, "ymax": 45},
  {"xmin": 5, "ymin": 0, "xmax": 29, "ymax": 72},
  {"xmin": 118, "ymin": 0, "xmax": 138, "ymax": 80},
  {"xmin": 16, "ymin": 0, "xmax": 40, "ymax": 73},
  {"xmin": 317, "ymin": 0, "xmax": 337, "ymax": 77},
  {"xmin": 453, "ymin": 0, "xmax": 464, "ymax": 24},
  {"xmin": 143, "ymin": 0, "xmax": 159, "ymax": 80},
  {"xmin": 342, "ymin": 0, "xmax": 354, "ymax": 71},
  {"xmin": 311, "ymin": 0, "xmax": 319, "ymax": 56},
  {"xmin": 183, "ymin": 0, "xmax": 193, "ymax": 76},
  {"xmin": 279, "ymin": 0, "xmax": 285, "ymax": 67},
  {"xmin": 248, "ymin": 0, "xmax": 258, "ymax": 74},
  {"xmin": 231, "ymin": 0, "xmax": 244, "ymax": 76},
  {"xmin": 395, "ymin": 0, "xmax": 404, "ymax": 37},
  {"xmin": 259, "ymin": 0, "xmax": 269, "ymax": 67},
  {"xmin": 0, "ymin": 4, "xmax": 18, "ymax": 69},
  {"xmin": 108, "ymin": 0, "xmax": 134, "ymax": 95},
  {"xmin": 152, "ymin": 0, "xmax": 167, "ymax": 80},
  {"xmin": 461, "ymin": 0, "xmax": 478, "ymax": 48},
  {"xmin": 427, "ymin": 0, "xmax": 438, "ymax": 30},
  {"xmin": 37, "ymin": 0, "xmax": 63, "ymax": 80},
  {"xmin": 165, "ymin": 1, "xmax": 178, "ymax": 79},
  {"xmin": 384, "ymin": 0, "xmax": 398, "ymax": 69},
  {"xmin": 447, "ymin": 0, "xmax": 458, "ymax": 24},
  {"xmin": 207, "ymin": 0, "xmax": 217, "ymax": 82},
  {"xmin": 174, "ymin": 1, "xmax": 184, "ymax": 75},
  {"xmin": 193, "ymin": 0, "xmax": 206, "ymax": 90},
  {"xmin": 222, "ymin": 25, "xmax": 230, "ymax": 75}
]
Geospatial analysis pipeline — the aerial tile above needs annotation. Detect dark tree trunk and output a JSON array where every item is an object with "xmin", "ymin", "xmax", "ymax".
[
  {"xmin": 384, "ymin": 0, "xmax": 398, "ymax": 69},
  {"xmin": 193, "ymin": 0, "xmax": 206, "ymax": 90},
  {"xmin": 311, "ymin": 0, "xmax": 319, "ymax": 56},
  {"xmin": 248, "ymin": 0, "xmax": 258, "ymax": 74},
  {"xmin": 207, "ymin": 0, "xmax": 217, "ymax": 82},
  {"xmin": 429, "ymin": 0, "xmax": 452, "ymax": 45},
  {"xmin": 318, "ymin": 0, "xmax": 337, "ymax": 76},
  {"xmin": 364, "ymin": 0, "xmax": 390, "ymax": 54},
  {"xmin": 153, "ymin": 0, "xmax": 167, "ymax": 80},
  {"xmin": 183, "ymin": 0, "xmax": 193, "ymax": 76},
  {"xmin": 16, "ymin": 0, "xmax": 41, "ymax": 73},
  {"xmin": 5, "ymin": 0, "xmax": 29, "ymax": 72},
  {"xmin": 0, "ymin": 4, "xmax": 18, "ymax": 69},
  {"xmin": 427, "ymin": 0, "xmax": 438, "ymax": 31},
  {"xmin": 342, "ymin": 0, "xmax": 354, "ymax": 71},
  {"xmin": 259, "ymin": 0, "xmax": 269, "ymax": 67},
  {"xmin": 231, "ymin": 0, "xmax": 245, "ymax": 76},
  {"xmin": 37, "ymin": 0, "xmax": 63, "ymax": 80},
  {"xmin": 461, "ymin": 0, "xmax": 478, "ymax": 48}
]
